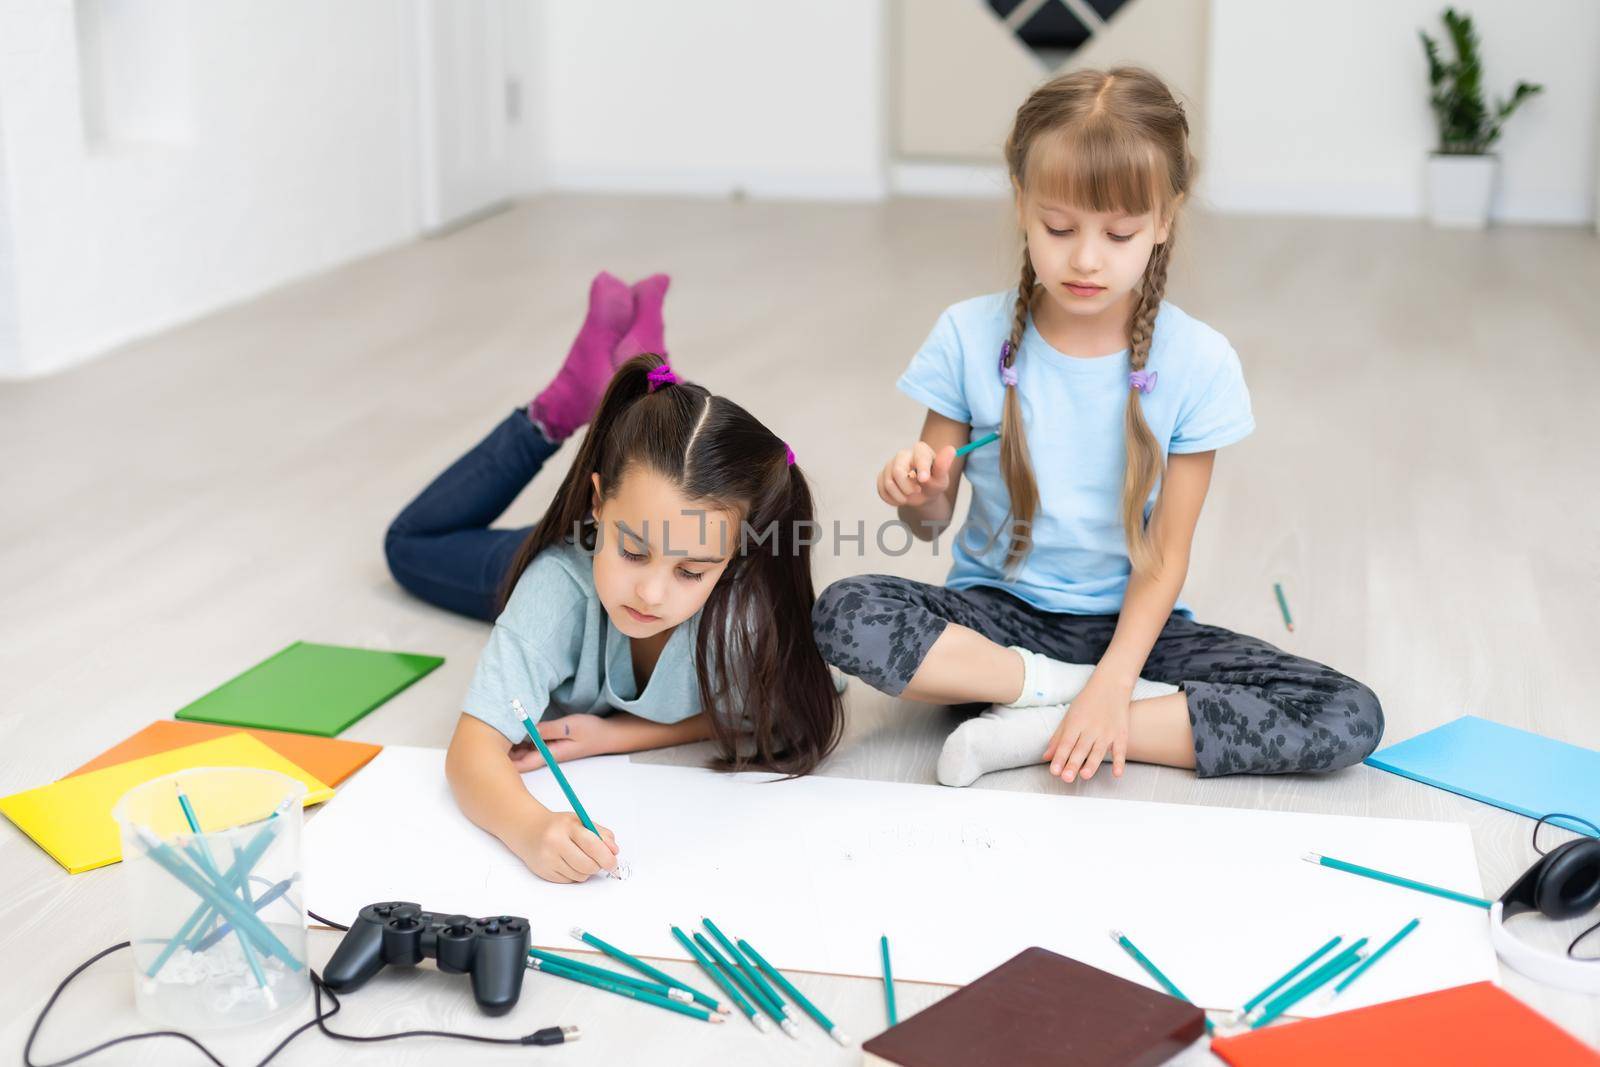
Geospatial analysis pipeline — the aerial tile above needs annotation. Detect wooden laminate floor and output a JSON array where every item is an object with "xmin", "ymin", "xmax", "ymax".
[{"xmin": 3, "ymin": 194, "xmax": 1598, "ymax": 1064}]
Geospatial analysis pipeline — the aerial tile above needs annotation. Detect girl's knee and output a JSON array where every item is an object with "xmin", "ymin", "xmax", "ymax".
[
  {"xmin": 383, "ymin": 524, "xmax": 415, "ymax": 587},
  {"xmin": 811, "ymin": 576, "xmax": 875, "ymax": 664},
  {"xmin": 1324, "ymin": 679, "xmax": 1385, "ymax": 771}
]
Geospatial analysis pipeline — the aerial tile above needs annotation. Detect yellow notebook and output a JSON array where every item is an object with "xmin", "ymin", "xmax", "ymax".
[{"xmin": 0, "ymin": 734, "xmax": 334, "ymax": 874}]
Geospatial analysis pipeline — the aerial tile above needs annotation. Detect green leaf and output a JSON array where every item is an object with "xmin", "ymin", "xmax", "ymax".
[{"xmin": 1421, "ymin": 7, "xmax": 1542, "ymax": 154}]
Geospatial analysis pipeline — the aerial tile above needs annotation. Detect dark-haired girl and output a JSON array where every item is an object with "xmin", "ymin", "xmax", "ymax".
[{"xmin": 384, "ymin": 272, "xmax": 841, "ymax": 884}]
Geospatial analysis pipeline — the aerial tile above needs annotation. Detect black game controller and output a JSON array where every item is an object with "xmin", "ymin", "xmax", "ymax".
[{"xmin": 322, "ymin": 902, "xmax": 531, "ymax": 1015}]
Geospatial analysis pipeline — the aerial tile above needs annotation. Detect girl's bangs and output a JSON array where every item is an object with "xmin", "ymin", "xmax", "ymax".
[{"xmin": 1024, "ymin": 124, "xmax": 1164, "ymax": 216}]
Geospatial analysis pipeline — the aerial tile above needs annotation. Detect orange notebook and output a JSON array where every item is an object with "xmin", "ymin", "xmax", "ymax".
[
  {"xmin": 66, "ymin": 721, "xmax": 381, "ymax": 788},
  {"xmin": 1211, "ymin": 982, "xmax": 1599, "ymax": 1067}
]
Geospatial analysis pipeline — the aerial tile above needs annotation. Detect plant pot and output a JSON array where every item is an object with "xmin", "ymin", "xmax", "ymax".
[{"xmin": 1425, "ymin": 153, "xmax": 1498, "ymax": 229}]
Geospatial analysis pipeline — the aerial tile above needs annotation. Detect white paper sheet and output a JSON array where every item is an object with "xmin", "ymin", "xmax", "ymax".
[{"xmin": 302, "ymin": 747, "xmax": 1498, "ymax": 1013}]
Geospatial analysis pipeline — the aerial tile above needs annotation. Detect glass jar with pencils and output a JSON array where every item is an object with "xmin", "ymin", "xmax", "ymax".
[{"xmin": 112, "ymin": 767, "xmax": 310, "ymax": 1028}]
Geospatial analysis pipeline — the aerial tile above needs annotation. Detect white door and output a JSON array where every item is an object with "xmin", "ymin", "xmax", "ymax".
[{"xmin": 415, "ymin": 0, "xmax": 513, "ymax": 232}]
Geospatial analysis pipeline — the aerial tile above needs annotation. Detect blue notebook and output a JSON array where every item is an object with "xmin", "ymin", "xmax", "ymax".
[{"xmin": 1365, "ymin": 715, "xmax": 1599, "ymax": 837}]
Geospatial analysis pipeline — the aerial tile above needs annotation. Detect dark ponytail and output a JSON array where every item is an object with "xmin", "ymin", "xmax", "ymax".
[
  {"xmin": 697, "ymin": 461, "xmax": 843, "ymax": 776},
  {"xmin": 500, "ymin": 353, "xmax": 843, "ymax": 776}
]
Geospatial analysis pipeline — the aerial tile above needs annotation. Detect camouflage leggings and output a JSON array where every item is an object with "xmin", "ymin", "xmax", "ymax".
[{"xmin": 811, "ymin": 575, "xmax": 1383, "ymax": 778}]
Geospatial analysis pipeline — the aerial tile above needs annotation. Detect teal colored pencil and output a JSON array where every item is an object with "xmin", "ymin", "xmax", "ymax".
[
  {"xmin": 880, "ymin": 935, "xmax": 897, "ymax": 1027},
  {"xmin": 527, "ymin": 947, "xmax": 690, "ymax": 1002},
  {"xmin": 1304, "ymin": 853, "xmax": 1492, "ymax": 909},
  {"xmin": 1330, "ymin": 919, "xmax": 1420, "ymax": 998},
  {"xmin": 703, "ymin": 918, "xmax": 794, "ymax": 1034},
  {"xmin": 147, "ymin": 817, "xmax": 280, "ymax": 976},
  {"xmin": 695, "ymin": 932, "xmax": 789, "ymax": 1033},
  {"xmin": 672, "ymin": 926, "xmax": 769, "ymax": 1033},
  {"xmin": 527, "ymin": 957, "xmax": 720, "ymax": 1023},
  {"xmin": 513, "ymin": 699, "xmax": 597, "ymax": 834},
  {"xmin": 1249, "ymin": 940, "xmax": 1367, "ymax": 1028},
  {"xmin": 1273, "ymin": 582, "xmax": 1294, "ymax": 632},
  {"xmin": 173, "ymin": 784, "xmax": 271, "ymax": 994},
  {"xmin": 1234, "ymin": 935, "xmax": 1342, "ymax": 1018},
  {"xmin": 133, "ymin": 829, "xmax": 301, "ymax": 970},
  {"xmin": 738, "ymin": 936, "xmax": 853, "ymax": 1047},
  {"xmin": 572, "ymin": 927, "xmax": 722, "ymax": 1012},
  {"xmin": 955, "ymin": 431, "xmax": 1000, "ymax": 458},
  {"xmin": 1110, "ymin": 930, "xmax": 1213, "ymax": 1034}
]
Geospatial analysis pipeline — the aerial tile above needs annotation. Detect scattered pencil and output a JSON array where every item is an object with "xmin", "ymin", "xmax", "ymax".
[
  {"xmin": 672, "ymin": 926, "xmax": 770, "ymax": 1033},
  {"xmin": 738, "ymin": 935, "xmax": 853, "ymax": 1046},
  {"xmin": 880, "ymin": 934, "xmax": 897, "ymax": 1027},
  {"xmin": 529, "ymin": 947, "xmax": 692, "ymax": 1003},
  {"xmin": 1303, "ymin": 853, "xmax": 1492, "ymax": 909},
  {"xmin": 572, "ymin": 927, "xmax": 725, "ymax": 1013},
  {"xmin": 703, "ymin": 918, "xmax": 797, "ymax": 1037},
  {"xmin": 695, "ymin": 932, "xmax": 791, "ymax": 1035},
  {"xmin": 1109, "ymin": 929, "xmax": 1212, "ymax": 1033},
  {"xmin": 1323, "ymin": 919, "xmax": 1420, "ymax": 1004},
  {"xmin": 1246, "ymin": 940, "xmax": 1367, "ymax": 1029},
  {"xmin": 1273, "ymin": 582, "xmax": 1295, "ymax": 632},
  {"xmin": 512, "ymin": 698, "xmax": 629, "ymax": 879},
  {"xmin": 1228, "ymin": 935, "xmax": 1342, "ymax": 1024},
  {"xmin": 528, "ymin": 956, "xmax": 721, "ymax": 1022}
]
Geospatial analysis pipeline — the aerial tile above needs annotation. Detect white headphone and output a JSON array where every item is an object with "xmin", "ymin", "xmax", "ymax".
[{"xmin": 1488, "ymin": 814, "xmax": 1600, "ymax": 994}]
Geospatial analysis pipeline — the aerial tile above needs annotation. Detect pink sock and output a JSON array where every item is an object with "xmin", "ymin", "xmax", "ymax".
[
  {"xmin": 614, "ymin": 273, "xmax": 670, "ymax": 361},
  {"xmin": 527, "ymin": 271, "xmax": 634, "ymax": 441}
]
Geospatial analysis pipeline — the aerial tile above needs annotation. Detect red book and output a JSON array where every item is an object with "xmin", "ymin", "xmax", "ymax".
[{"xmin": 1211, "ymin": 981, "xmax": 1599, "ymax": 1067}]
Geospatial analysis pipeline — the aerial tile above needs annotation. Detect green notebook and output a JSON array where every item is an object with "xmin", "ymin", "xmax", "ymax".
[{"xmin": 175, "ymin": 641, "xmax": 445, "ymax": 737}]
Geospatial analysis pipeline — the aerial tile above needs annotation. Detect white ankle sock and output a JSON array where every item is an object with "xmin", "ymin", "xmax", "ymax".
[
  {"xmin": 1006, "ymin": 647, "xmax": 1097, "ymax": 707},
  {"xmin": 937, "ymin": 675, "xmax": 1181, "ymax": 787}
]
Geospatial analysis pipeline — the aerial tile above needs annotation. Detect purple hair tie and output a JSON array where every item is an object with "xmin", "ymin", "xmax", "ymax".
[
  {"xmin": 784, "ymin": 443, "xmax": 796, "ymax": 467},
  {"xmin": 1129, "ymin": 369, "xmax": 1158, "ymax": 394},
  {"xmin": 646, "ymin": 364, "xmax": 679, "ymax": 392},
  {"xmin": 998, "ymin": 342, "xmax": 1018, "ymax": 388}
]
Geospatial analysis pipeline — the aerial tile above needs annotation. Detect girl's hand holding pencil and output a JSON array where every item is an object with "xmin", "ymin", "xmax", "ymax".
[
  {"xmin": 510, "ymin": 713, "xmax": 615, "ymax": 771},
  {"xmin": 877, "ymin": 441, "xmax": 957, "ymax": 508},
  {"xmin": 512, "ymin": 809, "xmax": 619, "ymax": 884}
]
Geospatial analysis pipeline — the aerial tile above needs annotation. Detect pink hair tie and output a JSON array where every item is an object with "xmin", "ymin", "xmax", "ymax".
[
  {"xmin": 784, "ymin": 443, "xmax": 796, "ymax": 467},
  {"xmin": 1129, "ymin": 369, "xmax": 1158, "ymax": 394},
  {"xmin": 647, "ymin": 364, "xmax": 679, "ymax": 392},
  {"xmin": 998, "ymin": 342, "xmax": 1018, "ymax": 388}
]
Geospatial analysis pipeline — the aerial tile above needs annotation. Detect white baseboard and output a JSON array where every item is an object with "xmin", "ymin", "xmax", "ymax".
[
  {"xmin": 890, "ymin": 160, "xmax": 1010, "ymax": 198},
  {"xmin": 1199, "ymin": 176, "xmax": 1596, "ymax": 226},
  {"xmin": 546, "ymin": 168, "xmax": 889, "ymax": 202}
]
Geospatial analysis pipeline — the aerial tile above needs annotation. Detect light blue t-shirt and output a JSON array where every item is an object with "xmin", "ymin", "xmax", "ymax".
[
  {"xmin": 896, "ymin": 291, "xmax": 1254, "ymax": 617},
  {"xmin": 462, "ymin": 542, "xmax": 702, "ymax": 744}
]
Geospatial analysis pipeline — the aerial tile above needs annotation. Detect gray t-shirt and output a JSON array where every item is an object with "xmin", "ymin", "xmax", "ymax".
[{"xmin": 463, "ymin": 542, "xmax": 703, "ymax": 744}]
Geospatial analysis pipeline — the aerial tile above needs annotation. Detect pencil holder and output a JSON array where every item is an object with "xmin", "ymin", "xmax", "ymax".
[{"xmin": 112, "ymin": 767, "xmax": 310, "ymax": 1029}]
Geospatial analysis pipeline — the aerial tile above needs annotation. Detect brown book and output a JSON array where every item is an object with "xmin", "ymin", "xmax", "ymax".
[{"xmin": 862, "ymin": 947, "xmax": 1205, "ymax": 1067}]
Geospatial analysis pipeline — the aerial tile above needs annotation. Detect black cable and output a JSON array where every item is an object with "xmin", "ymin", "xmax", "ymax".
[
  {"xmin": 1530, "ymin": 812, "xmax": 1600, "ymax": 855},
  {"xmin": 24, "ymin": 942, "xmax": 227, "ymax": 1067},
  {"xmin": 26, "ymin": 916, "xmax": 576, "ymax": 1067},
  {"xmin": 1571, "ymin": 919, "xmax": 1600, "ymax": 961},
  {"xmin": 1528, "ymin": 812, "xmax": 1600, "ymax": 960}
]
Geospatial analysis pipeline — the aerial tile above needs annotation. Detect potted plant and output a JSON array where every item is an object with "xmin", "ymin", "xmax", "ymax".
[{"xmin": 1419, "ymin": 8, "xmax": 1542, "ymax": 228}]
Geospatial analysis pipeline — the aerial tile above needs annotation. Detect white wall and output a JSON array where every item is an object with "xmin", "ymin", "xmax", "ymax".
[
  {"xmin": 1, "ymin": 0, "xmax": 884, "ymax": 379},
  {"xmin": 0, "ymin": 1, "xmax": 426, "ymax": 379},
  {"xmin": 1204, "ymin": 0, "xmax": 1600, "ymax": 223},
  {"xmin": 894, "ymin": 0, "xmax": 1209, "ymax": 167},
  {"xmin": 540, "ymin": 0, "xmax": 888, "ymax": 199}
]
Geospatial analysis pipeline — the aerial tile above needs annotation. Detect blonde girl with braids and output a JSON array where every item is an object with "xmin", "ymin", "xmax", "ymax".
[{"xmin": 813, "ymin": 68, "xmax": 1383, "ymax": 785}]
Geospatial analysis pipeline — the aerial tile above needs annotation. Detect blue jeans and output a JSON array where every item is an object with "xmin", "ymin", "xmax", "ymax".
[{"xmin": 383, "ymin": 410, "xmax": 558, "ymax": 621}]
